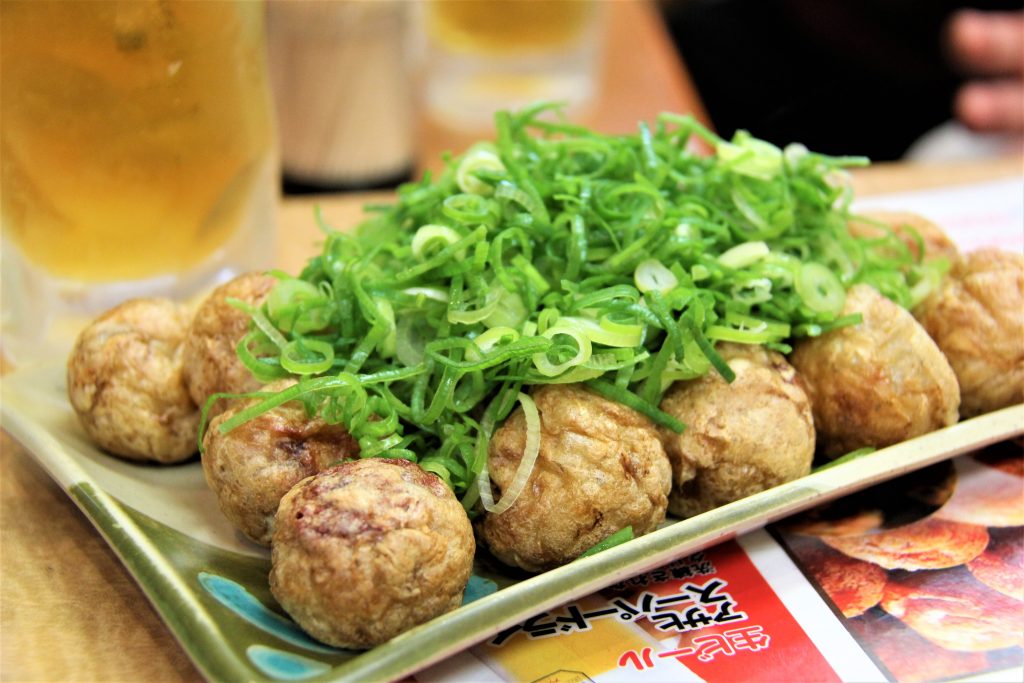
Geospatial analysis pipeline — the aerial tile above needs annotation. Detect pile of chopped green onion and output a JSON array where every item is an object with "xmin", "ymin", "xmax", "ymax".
[{"xmin": 216, "ymin": 103, "xmax": 942, "ymax": 512}]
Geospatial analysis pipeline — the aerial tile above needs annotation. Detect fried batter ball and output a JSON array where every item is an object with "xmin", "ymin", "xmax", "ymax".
[
  {"xmin": 822, "ymin": 516, "xmax": 989, "ymax": 570},
  {"xmin": 881, "ymin": 566, "xmax": 1024, "ymax": 652},
  {"xmin": 848, "ymin": 609, "xmax": 990, "ymax": 683},
  {"xmin": 480, "ymin": 384, "xmax": 671, "ymax": 572},
  {"xmin": 967, "ymin": 527, "xmax": 1024, "ymax": 601},
  {"xmin": 936, "ymin": 450, "xmax": 1024, "ymax": 528},
  {"xmin": 848, "ymin": 210, "xmax": 960, "ymax": 266},
  {"xmin": 181, "ymin": 272, "xmax": 276, "ymax": 416},
  {"xmin": 202, "ymin": 379, "xmax": 358, "ymax": 546},
  {"xmin": 270, "ymin": 458, "xmax": 474, "ymax": 649},
  {"xmin": 916, "ymin": 248, "xmax": 1024, "ymax": 418},
  {"xmin": 791, "ymin": 284, "xmax": 960, "ymax": 458},
  {"xmin": 785, "ymin": 535, "xmax": 887, "ymax": 618},
  {"xmin": 658, "ymin": 343, "xmax": 815, "ymax": 518},
  {"xmin": 67, "ymin": 298, "xmax": 198, "ymax": 463}
]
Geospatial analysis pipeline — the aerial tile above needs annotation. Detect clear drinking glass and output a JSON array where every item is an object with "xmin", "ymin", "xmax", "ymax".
[
  {"xmin": 0, "ymin": 0, "xmax": 278, "ymax": 363},
  {"xmin": 419, "ymin": 0, "xmax": 605, "ymax": 132}
]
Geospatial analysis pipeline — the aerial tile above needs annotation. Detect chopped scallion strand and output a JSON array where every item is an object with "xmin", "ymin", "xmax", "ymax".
[
  {"xmin": 813, "ymin": 447, "xmax": 877, "ymax": 472},
  {"xmin": 578, "ymin": 526, "xmax": 635, "ymax": 559},
  {"xmin": 718, "ymin": 241, "xmax": 770, "ymax": 269},
  {"xmin": 219, "ymin": 103, "xmax": 934, "ymax": 500}
]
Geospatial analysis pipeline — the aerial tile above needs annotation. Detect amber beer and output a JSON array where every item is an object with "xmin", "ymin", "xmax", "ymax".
[
  {"xmin": 426, "ymin": 0, "xmax": 595, "ymax": 54},
  {"xmin": 0, "ymin": 0, "xmax": 275, "ymax": 283},
  {"xmin": 421, "ymin": 0, "xmax": 603, "ymax": 132}
]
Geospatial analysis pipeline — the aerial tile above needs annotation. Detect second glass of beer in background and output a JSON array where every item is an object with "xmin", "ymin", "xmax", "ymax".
[
  {"xmin": 417, "ymin": 0, "xmax": 606, "ymax": 163},
  {"xmin": 0, "ymin": 0, "xmax": 277, "ymax": 363}
]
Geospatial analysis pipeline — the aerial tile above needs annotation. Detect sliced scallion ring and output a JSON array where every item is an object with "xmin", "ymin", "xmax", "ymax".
[
  {"xmin": 411, "ymin": 224, "xmax": 463, "ymax": 260},
  {"xmin": 557, "ymin": 316, "xmax": 642, "ymax": 348},
  {"xmin": 718, "ymin": 241, "xmax": 770, "ymax": 269},
  {"xmin": 456, "ymin": 145, "xmax": 505, "ymax": 196},
  {"xmin": 376, "ymin": 299, "xmax": 397, "ymax": 358},
  {"xmin": 401, "ymin": 287, "xmax": 449, "ymax": 303},
  {"xmin": 469, "ymin": 326, "xmax": 520, "ymax": 359},
  {"xmin": 448, "ymin": 285, "xmax": 503, "ymax": 325},
  {"xmin": 479, "ymin": 392, "xmax": 541, "ymax": 515},
  {"xmin": 634, "ymin": 258, "xmax": 679, "ymax": 294},
  {"xmin": 482, "ymin": 287, "xmax": 528, "ymax": 329},
  {"xmin": 796, "ymin": 262, "xmax": 846, "ymax": 314},
  {"xmin": 533, "ymin": 324, "xmax": 593, "ymax": 376}
]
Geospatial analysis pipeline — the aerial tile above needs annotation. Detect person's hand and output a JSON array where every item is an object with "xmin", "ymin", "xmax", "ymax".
[{"xmin": 947, "ymin": 9, "xmax": 1024, "ymax": 133}]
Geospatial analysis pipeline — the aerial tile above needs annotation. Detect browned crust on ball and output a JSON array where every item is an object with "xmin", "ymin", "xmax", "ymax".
[
  {"xmin": 658, "ymin": 343, "xmax": 815, "ymax": 518},
  {"xmin": 201, "ymin": 379, "xmax": 358, "ymax": 546},
  {"xmin": 480, "ymin": 384, "xmax": 671, "ymax": 572},
  {"xmin": 181, "ymin": 272, "xmax": 276, "ymax": 415},
  {"xmin": 791, "ymin": 284, "xmax": 960, "ymax": 458},
  {"xmin": 67, "ymin": 298, "xmax": 198, "ymax": 463},
  {"xmin": 270, "ymin": 458, "xmax": 474, "ymax": 649},
  {"xmin": 916, "ymin": 248, "xmax": 1024, "ymax": 418}
]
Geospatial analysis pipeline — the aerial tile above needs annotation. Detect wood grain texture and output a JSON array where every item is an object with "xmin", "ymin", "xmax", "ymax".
[
  {"xmin": 0, "ymin": 431, "xmax": 201, "ymax": 682},
  {"xmin": 849, "ymin": 157, "xmax": 1023, "ymax": 196}
]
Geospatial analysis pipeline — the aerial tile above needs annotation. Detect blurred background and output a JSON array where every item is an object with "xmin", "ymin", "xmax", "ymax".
[
  {"xmin": 265, "ymin": 0, "xmax": 1023, "ymax": 194},
  {"xmin": 659, "ymin": 0, "xmax": 1024, "ymax": 163},
  {"xmin": 267, "ymin": 0, "xmax": 703, "ymax": 192}
]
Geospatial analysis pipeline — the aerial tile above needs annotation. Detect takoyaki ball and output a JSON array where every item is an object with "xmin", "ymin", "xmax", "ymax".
[
  {"xmin": 181, "ymin": 272, "xmax": 276, "ymax": 416},
  {"xmin": 480, "ymin": 384, "xmax": 671, "ymax": 572},
  {"xmin": 202, "ymin": 379, "xmax": 358, "ymax": 546},
  {"xmin": 658, "ymin": 343, "xmax": 815, "ymax": 518},
  {"xmin": 916, "ymin": 248, "xmax": 1024, "ymax": 418},
  {"xmin": 270, "ymin": 458, "xmax": 474, "ymax": 649},
  {"xmin": 67, "ymin": 298, "xmax": 198, "ymax": 463},
  {"xmin": 791, "ymin": 284, "xmax": 960, "ymax": 458},
  {"xmin": 848, "ymin": 210, "xmax": 960, "ymax": 266}
]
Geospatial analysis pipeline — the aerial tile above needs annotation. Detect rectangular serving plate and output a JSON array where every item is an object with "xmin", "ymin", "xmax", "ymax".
[{"xmin": 3, "ymin": 360, "xmax": 1022, "ymax": 682}]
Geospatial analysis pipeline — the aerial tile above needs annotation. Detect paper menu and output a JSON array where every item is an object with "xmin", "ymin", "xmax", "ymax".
[
  {"xmin": 426, "ymin": 446, "xmax": 1022, "ymax": 683},
  {"xmin": 852, "ymin": 177, "xmax": 1024, "ymax": 254}
]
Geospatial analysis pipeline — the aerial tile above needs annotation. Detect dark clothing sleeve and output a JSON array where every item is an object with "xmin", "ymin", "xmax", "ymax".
[{"xmin": 660, "ymin": 0, "xmax": 1023, "ymax": 160}]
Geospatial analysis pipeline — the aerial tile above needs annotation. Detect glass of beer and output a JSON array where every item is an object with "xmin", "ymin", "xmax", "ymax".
[
  {"xmin": 419, "ymin": 0, "xmax": 605, "ymax": 133},
  {"xmin": 0, "ymin": 0, "xmax": 277, "ymax": 363}
]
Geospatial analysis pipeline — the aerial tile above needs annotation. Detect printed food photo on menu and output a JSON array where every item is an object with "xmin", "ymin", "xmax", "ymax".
[{"xmin": 773, "ymin": 442, "xmax": 1024, "ymax": 683}]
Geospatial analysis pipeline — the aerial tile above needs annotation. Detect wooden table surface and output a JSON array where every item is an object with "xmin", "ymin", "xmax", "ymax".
[
  {"xmin": 2, "ymin": 2, "xmax": 1022, "ymax": 679},
  {"xmin": 0, "ymin": 3, "xmax": 701, "ymax": 682}
]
